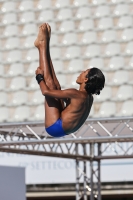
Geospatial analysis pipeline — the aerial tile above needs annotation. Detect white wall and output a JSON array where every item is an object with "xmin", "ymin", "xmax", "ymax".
[{"xmin": 0, "ymin": 152, "xmax": 132, "ymax": 184}]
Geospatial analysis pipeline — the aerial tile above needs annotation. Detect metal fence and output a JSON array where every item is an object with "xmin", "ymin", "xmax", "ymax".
[{"xmin": 0, "ymin": 116, "xmax": 133, "ymax": 199}]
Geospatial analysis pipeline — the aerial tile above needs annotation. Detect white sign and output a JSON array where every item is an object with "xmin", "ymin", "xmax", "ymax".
[
  {"xmin": 0, "ymin": 152, "xmax": 132, "ymax": 184},
  {"xmin": 0, "ymin": 153, "xmax": 76, "ymax": 184}
]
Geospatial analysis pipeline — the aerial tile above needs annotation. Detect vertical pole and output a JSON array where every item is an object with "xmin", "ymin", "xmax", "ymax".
[
  {"xmin": 90, "ymin": 143, "xmax": 94, "ymax": 200},
  {"xmin": 97, "ymin": 143, "xmax": 101, "ymax": 200},
  {"xmin": 83, "ymin": 144, "xmax": 87, "ymax": 200},
  {"xmin": 76, "ymin": 144, "xmax": 79, "ymax": 200}
]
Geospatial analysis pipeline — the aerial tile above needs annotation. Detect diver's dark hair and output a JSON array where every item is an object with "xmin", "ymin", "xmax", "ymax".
[{"xmin": 85, "ymin": 67, "xmax": 105, "ymax": 95}]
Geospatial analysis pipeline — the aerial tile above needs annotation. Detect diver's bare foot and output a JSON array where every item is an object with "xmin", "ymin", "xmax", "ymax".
[{"xmin": 34, "ymin": 23, "xmax": 49, "ymax": 48}]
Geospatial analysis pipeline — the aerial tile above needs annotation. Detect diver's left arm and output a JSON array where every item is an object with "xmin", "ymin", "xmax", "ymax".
[{"xmin": 39, "ymin": 80, "xmax": 79, "ymax": 99}]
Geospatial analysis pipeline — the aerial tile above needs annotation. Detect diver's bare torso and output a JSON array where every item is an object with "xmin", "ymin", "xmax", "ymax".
[{"xmin": 61, "ymin": 91, "xmax": 93, "ymax": 134}]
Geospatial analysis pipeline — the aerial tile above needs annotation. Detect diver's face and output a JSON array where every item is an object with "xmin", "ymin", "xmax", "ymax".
[{"xmin": 76, "ymin": 69, "xmax": 90, "ymax": 84}]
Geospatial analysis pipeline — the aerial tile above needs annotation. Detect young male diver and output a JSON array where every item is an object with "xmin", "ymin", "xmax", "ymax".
[{"xmin": 35, "ymin": 23, "xmax": 105, "ymax": 137}]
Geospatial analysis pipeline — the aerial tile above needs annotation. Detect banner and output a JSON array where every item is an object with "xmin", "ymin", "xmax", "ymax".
[{"xmin": 0, "ymin": 152, "xmax": 133, "ymax": 184}]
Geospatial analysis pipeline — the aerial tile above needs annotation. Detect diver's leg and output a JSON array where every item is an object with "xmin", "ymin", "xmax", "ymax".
[
  {"xmin": 34, "ymin": 23, "xmax": 63, "ymax": 127},
  {"xmin": 46, "ymin": 23, "xmax": 61, "ymax": 90},
  {"xmin": 46, "ymin": 23, "xmax": 64, "ymax": 110}
]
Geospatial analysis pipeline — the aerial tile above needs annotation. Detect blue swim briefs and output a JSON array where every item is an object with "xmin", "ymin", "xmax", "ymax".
[{"xmin": 45, "ymin": 118, "xmax": 66, "ymax": 137}]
